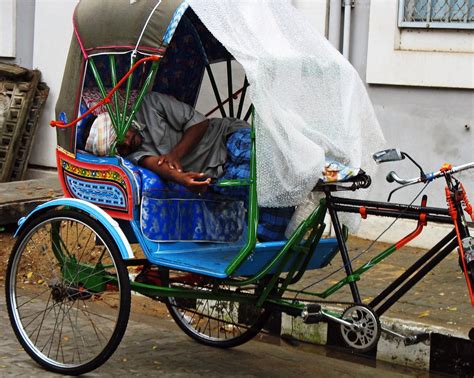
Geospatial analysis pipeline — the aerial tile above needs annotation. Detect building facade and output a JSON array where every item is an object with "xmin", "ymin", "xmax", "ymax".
[{"xmin": 1, "ymin": 0, "xmax": 473, "ymax": 242}]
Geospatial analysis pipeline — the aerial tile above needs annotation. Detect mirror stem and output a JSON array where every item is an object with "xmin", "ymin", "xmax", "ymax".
[{"xmin": 401, "ymin": 152, "xmax": 425, "ymax": 179}]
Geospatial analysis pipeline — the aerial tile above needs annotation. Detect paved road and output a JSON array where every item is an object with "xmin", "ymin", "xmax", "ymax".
[{"xmin": 0, "ymin": 290, "xmax": 428, "ymax": 377}]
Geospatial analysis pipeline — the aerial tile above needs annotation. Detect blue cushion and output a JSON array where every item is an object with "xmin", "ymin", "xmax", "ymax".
[
  {"xmin": 123, "ymin": 128, "xmax": 294, "ymax": 242},
  {"xmin": 141, "ymin": 196, "xmax": 245, "ymax": 242}
]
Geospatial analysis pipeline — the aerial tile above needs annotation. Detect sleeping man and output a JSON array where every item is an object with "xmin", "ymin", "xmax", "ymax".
[
  {"xmin": 118, "ymin": 92, "xmax": 248, "ymax": 191},
  {"xmin": 85, "ymin": 92, "xmax": 294, "ymax": 241}
]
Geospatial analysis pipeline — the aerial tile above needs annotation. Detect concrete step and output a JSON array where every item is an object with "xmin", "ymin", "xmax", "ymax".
[{"xmin": 0, "ymin": 176, "xmax": 62, "ymax": 226}]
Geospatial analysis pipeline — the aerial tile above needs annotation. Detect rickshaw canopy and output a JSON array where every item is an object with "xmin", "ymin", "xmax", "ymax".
[{"xmin": 56, "ymin": 0, "xmax": 385, "ymax": 207}]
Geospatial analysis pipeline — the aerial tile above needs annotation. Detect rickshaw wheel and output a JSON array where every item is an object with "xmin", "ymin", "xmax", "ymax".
[
  {"xmin": 6, "ymin": 209, "xmax": 131, "ymax": 375},
  {"xmin": 165, "ymin": 277, "xmax": 271, "ymax": 348}
]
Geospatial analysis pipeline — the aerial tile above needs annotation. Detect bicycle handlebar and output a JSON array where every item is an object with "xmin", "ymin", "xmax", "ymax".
[{"xmin": 387, "ymin": 162, "xmax": 474, "ymax": 185}]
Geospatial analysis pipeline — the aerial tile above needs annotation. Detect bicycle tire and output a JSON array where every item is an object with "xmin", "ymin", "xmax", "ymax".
[
  {"xmin": 6, "ymin": 209, "xmax": 131, "ymax": 375},
  {"xmin": 165, "ymin": 275, "xmax": 271, "ymax": 348}
]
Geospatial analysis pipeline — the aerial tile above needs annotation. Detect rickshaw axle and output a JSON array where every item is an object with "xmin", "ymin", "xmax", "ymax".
[{"xmin": 50, "ymin": 283, "xmax": 93, "ymax": 302}]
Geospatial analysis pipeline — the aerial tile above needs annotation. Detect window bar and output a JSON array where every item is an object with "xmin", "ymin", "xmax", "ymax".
[
  {"xmin": 426, "ymin": 0, "xmax": 432, "ymax": 23},
  {"xmin": 463, "ymin": 0, "xmax": 470, "ymax": 23},
  {"xmin": 405, "ymin": 0, "xmax": 413, "ymax": 22},
  {"xmin": 206, "ymin": 65, "xmax": 227, "ymax": 118},
  {"xmin": 109, "ymin": 55, "xmax": 122, "ymax": 130},
  {"xmin": 88, "ymin": 57, "xmax": 118, "ymax": 128},
  {"xmin": 227, "ymin": 59, "xmax": 234, "ymax": 117},
  {"xmin": 243, "ymin": 104, "xmax": 253, "ymax": 122},
  {"xmin": 122, "ymin": 60, "xmax": 160, "ymax": 134},
  {"xmin": 122, "ymin": 56, "xmax": 137, "ymax": 128},
  {"xmin": 237, "ymin": 77, "xmax": 249, "ymax": 119}
]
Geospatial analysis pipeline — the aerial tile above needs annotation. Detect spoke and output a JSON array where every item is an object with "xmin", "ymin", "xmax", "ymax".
[
  {"xmin": 41, "ymin": 299, "xmax": 64, "ymax": 355},
  {"xmin": 202, "ymin": 299, "xmax": 213, "ymax": 337},
  {"xmin": 22, "ymin": 295, "xmax": 56, "ymax": 340},
  {"xmin": 30, "ymin": 291, "xmax": 55, "ymax": 344},
  {"xmin": 96, "ymin": 246, "xmax": 108, "ymax": 265},
  {"xmin": 56, "ymin": 302, "xmax": 69, "ymax": 362},
  {"xmin": 76, "ymin": 225, "xmax": 95, "ymax": 264},
  {"xmin": 80, "ymin": 302, "xmax": 113, "ymax": 347},
  {"xmin": 65, "ymin": 301, "xmax": 85, "ymax": 364},
  {"xmin": 43, "ymin": 297, "xmax": 77, "ymax": 358},
  {"xmin": 75, "ymin": 304, "xmax": 118, "ymax": 323},
  {"xmin": 15, "ymin": 287, "xmax": 52, "ymax": 310},
  {"xmin": 21, "ymin": 301, "xmax": 58, "ymax": 324}
]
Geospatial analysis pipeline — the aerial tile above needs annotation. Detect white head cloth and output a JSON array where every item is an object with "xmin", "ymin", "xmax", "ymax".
[
  {"xmin": 85, "ymin": 112, "xmax": 116, "ymax": 156},
  {"xmin": 188, "ymin": 0, "xmax": 386, "ymax": 207}
]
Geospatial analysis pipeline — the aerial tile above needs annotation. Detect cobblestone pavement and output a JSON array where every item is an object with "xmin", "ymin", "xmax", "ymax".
[{"xmin": 0, "ymin": 291, "xmax": 427, "ymax": 377}]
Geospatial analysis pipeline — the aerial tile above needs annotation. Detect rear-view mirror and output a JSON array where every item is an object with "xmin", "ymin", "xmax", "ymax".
[{"xmin": 373, "ymin": 149, "xmax": 405, "ymax": 164}]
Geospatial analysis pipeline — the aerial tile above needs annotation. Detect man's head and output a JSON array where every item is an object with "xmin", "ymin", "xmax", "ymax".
[
  {"xmin": 116, "ymin": 128, "xmax": 143, "ymax": 156},
  {"xmin": 85, "ymin": 112, "xmax": 142, "ymax": 156}
]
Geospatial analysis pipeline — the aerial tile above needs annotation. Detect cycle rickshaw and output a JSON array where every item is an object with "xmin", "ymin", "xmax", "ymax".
[{"xmin": 5, "ymin": 0, "xmax": 474, "ymax": 375}]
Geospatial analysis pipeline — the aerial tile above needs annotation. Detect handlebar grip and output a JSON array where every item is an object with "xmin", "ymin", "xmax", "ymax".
[{"xmin": 386, "ymin": 171, "xmax": 396, "ymax": 183}]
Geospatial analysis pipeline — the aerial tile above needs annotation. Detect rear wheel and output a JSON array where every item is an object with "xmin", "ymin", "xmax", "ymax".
[
  {"xmin": 166, "ymin": 274, "xmax": 271, "ymax": 348},
  {"xmin": 6, "ymin": 209, "xmax": 131, "ymax": 375}
]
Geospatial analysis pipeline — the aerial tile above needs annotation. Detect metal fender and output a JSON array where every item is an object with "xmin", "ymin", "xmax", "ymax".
[{"xmin": 15, "ymin": 198, "xmax": 134, "ymax": 260}]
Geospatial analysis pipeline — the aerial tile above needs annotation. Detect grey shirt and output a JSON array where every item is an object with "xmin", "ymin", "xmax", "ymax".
[{"xmin": 127, "ymin": 92, "xmax": 248, "ymax": 178}]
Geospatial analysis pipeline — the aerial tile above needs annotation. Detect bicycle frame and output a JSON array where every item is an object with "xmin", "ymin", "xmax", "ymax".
[
  {"xmin": 126, "ymin": 176, "xmax": 472, "ymax": 319},
  {"xmin": 280, "ymin": 172, "xmax": 473, "ymax": 315}
]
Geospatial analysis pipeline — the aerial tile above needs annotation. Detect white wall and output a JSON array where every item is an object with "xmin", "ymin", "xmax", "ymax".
[
  {"xmin": 292, "ymin": 0, "xmax": 328, "ymax": 36},
  {"xmin": 0, "ymin": 0, "xmax": 16, "ymax": 58},
  {"xmin": 29, "ymin": 0, "xmax": 77, "ymax": 167},
  {"xmin": 366, "ymin": 1, "xmax": 474, "ymax": 88}
]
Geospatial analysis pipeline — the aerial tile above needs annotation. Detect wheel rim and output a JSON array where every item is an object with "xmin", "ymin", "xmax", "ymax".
[
  {"xmin": 8, "ymin": 216, "xmax": 124, "ymax": 369},
  {"xmin": 167, "ymin": 277, "xmax": 268, "ymax": 344},
  {"xmin": 340, "ymin": 305, "xmax": 379, "ymax": 351}
]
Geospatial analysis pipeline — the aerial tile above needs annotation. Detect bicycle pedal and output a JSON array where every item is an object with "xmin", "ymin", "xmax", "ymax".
[
  {"xmin": 301, "ymin": 304, "xmax": 323, "ymax": 324},
  {"xmin": 403, "ymin": 332, "xmax": 430, "ymax": 346}
]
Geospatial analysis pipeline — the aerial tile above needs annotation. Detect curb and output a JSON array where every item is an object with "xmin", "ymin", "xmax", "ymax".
[{"xmin": 280, "ymin": 312, "xmax": 474, "ymax": 375}]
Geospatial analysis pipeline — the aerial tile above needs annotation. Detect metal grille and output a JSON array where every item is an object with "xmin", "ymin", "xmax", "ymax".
[
  {"xmin": 399, "ymin": 0, "xmax": 474, "ymax": 28},
  {"xmin": 10, "ymin": 82, "xmax": 49, "ymax": 181},
  {"xmin": 0, "ymin": 72, "xmax": 40, "ymax": 182}
]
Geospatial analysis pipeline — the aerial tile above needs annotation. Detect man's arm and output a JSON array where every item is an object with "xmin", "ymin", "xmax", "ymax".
[
  {"xmin": 157, "ymin": 119, "xmax": 209, "ymax": 171},
  {"xmin": 140, "ymin": 155, "xmax": 211, "ymax": 191}
]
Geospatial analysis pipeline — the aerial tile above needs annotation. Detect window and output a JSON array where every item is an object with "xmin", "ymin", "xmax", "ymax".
[{"xmin": 399, "ymin": 0, "xmax": 474, "ymax": 29}]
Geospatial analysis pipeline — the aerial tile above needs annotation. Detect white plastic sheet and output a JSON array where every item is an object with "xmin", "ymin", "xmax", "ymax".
[{"xmin": 189, "ymin": 0, "xmax": 385, "ymax": 207}]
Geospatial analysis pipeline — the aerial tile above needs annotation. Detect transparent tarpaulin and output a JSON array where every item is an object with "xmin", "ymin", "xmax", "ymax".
[{"xmin": 189, "ymin": 0, "xmax": 385, "ymax": 207}]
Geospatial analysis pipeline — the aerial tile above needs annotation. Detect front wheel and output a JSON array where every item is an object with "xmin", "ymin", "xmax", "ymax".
[
  {"xmin": 166, "ymin": 274, "xmax": 272, "ymax": 348},
  {"xmin": 6, "ymin": 209, "xmax": 131, "ymax": 375}
]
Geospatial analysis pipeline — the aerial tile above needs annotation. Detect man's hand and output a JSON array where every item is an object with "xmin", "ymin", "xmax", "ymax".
[
  {"xmin": 140, "ymin": 156, "xmax": 210, "ymax": 193},
  {"xmin": 174, "ymin": 172, "xmax": 211, "ymax": 193},
  {"xmin": 157, "ymin": 153, "xmax": 182, "ymax": 172}
]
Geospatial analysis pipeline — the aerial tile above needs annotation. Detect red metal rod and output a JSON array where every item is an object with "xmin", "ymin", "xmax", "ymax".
[
  {"xmin": 205, "ymin": 85, "xmax": 247, "ymax": 117},
  {"xmin": 51, "ymin": 55, "xmax": 161, "ymax": 129}
]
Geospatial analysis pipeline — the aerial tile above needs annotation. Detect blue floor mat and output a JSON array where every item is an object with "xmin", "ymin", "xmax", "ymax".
[{"xmin": 146, "ymin": 238, "xmax": 339, "ymax": 278}]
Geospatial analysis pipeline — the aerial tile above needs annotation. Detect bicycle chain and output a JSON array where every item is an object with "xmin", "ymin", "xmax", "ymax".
[{"xmin": 278, "ymin": 295, "xmax": 359, "ymax": 308}]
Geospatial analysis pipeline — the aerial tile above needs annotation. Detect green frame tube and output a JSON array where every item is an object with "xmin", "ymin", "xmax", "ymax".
[
  {"xmin": 88, "ymin": 58, "xmax": 119, "ymax": 128},
  {"xmin": 109, "ymin": 55, "xmax": 121, "ymax": 123},
  {"xmin": 224, "ymin": 121, "xmax": 259, "ymax": 275},
  {"xmin": 284, "ymin": 243, "xmax": 400, "ymax": 299},
  {"xmin": 87, "ymin": 54, "xmax": 160, "ymax": 153}
]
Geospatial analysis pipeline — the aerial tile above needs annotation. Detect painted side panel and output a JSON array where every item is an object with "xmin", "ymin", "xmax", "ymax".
[{"xmin": 56, "ymin": 149, "xmax": 135, "ymax": 220}]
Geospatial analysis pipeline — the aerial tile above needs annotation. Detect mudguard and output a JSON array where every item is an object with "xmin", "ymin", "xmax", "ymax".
[{"xmin": 15, "ymin": 198, "xmax": 134, "ymax": 260}]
